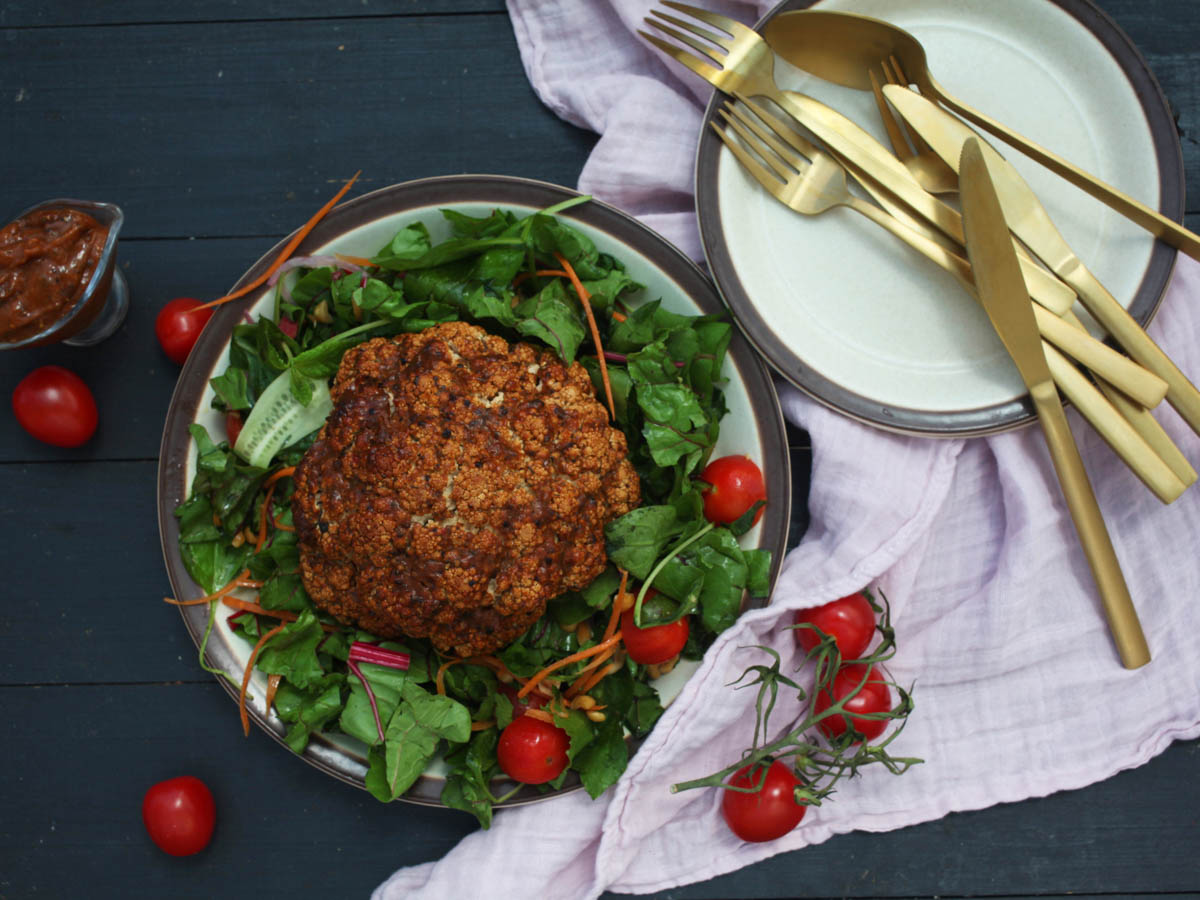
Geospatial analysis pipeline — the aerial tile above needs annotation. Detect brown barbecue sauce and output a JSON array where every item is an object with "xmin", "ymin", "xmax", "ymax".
[{"xmin": 0, "ymin": 207, "xmax": 109, "ymax": 343}]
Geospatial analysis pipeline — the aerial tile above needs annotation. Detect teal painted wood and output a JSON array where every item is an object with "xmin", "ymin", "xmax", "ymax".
[{"xmin": 0, "ymin": 2, "xmax": 1197, "ymax": 898}]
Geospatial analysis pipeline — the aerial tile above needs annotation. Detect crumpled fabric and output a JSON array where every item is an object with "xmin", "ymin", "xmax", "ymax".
[{"xmin": 375, "ymin": 2, "xmax": 1200, "ymax": 896}]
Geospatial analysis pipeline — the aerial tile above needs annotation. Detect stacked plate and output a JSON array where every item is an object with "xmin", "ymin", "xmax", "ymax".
[{"xmin": 696, "ymin": 0, "xmax": 1182, "ymax": 435}]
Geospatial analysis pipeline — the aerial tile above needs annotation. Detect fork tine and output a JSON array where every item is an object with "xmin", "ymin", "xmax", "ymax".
[
  {"xmin": 710, "ymin": 121, "xmax": 787, "ymax": 195},
  {"xmin": 648, "ymin": 9, "xmax": 732, "ymax": 54},
  {"xmin": 721, "ymin": 103, "xmax": 807, "ymax": 177},
  {"xmin": 718, "ymin": 108, "xmax": 797, "ymax": 184},
  {"xmin": 639, "ymin": 30, "xmax": 724, "ymax": 83},
  {"xmin": 869, "ymin": 66, "xmax": 913, "ymax": 162},
  {"xmin": 730, "ymin": 92, "xmax": 826, "ymax": 163},
  {"xmin": 643, "ymin": 18, "xmax": 726, "ymax": 68},
  {"xmin": 659, "ymin": 1, "xmax": 754, "ymax": 39}
]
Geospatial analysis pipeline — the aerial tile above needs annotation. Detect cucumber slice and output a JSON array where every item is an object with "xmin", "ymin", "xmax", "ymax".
[{"xmin": 234, "ymin": 368, "xmax": 333, "ymax": 468}]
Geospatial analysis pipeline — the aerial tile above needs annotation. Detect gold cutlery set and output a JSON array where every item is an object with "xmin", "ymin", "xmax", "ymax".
[{"xmin": 641, "ymin": 2, "xmax": 1200, "ymax": 668}]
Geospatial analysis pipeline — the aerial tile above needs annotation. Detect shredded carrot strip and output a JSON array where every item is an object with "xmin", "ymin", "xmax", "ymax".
[
  {"xmin": 219, "ymin": 596, "xmax": 340, "ymax": 632},
  {"xmin": 573, "ymin": 658, "xmax": 625, "ymax": 698},
  {"xmin": 221, "ymin": 597, "xmax": 297, "ymax": 620},
  {"xmin": 255, "ymin": 485, "xmax": 280, "ymax": 552},
  {"xmin": 470, "ymin": 720, "xmax": 495, "ymax": 732},
  {"xmin": 512, "ymin": 268, "xmax": 569, "ymax": 287},
  {"xmin": 163, "ymin": 594, "xmax": 228, "ymax": 607},
  {"xmin": 265, "ymin": 673, "xmax": 282, "ymax": 713},
  {"xmin": 603, "ymin": 570, "xmax": 630, "ymax": 644},
  {"xmin": 265, "ymin": 465, "xmax": 297, "ymax": 486},
  {"xmin": 163, "ymin": 567, "xmax": 255, "ymax": 606},
  {"xmin": 518, "ymin": 631, "xmax": 624, "ymax": 699},
  {"xmin": 335, "ymin": 253, "xmax": 374, "ymax": 268},
  {"xmin": 191, "ymin": 173, "xmax": 361, "ymax": 312},
  {"xmin": 525, "ymin": 708, "xmax": 556, "ymax": 724},
  {"xmin": 554, "ymin": 252, "xmax": 615, "ymax": 419},
  {"xmin": 434, "ymin": 659, "xmax": 456, "ymax": 696},
  {"xmin": 255, "ymin": 466, "xmax": 297, "ymax": 552},
  {"xmin": 239, "ymin": 622, "xmax": 287, "ymax": 736},
  {"xmin": 435, "ymin": 655, "xmax": 522, "ymax": 696},
  {"xmin": 565, "ymin": 646, "xmax": 619, "ymax": 698}
]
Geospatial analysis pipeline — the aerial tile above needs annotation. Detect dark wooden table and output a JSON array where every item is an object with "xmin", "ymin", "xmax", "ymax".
[{"xmin": 1, "ymin": 2, "xmax": 1197, "ymax": 898}]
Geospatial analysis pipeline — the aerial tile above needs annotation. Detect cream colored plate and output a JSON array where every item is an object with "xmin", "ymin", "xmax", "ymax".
[{"xmin": 697, "ymin": 0, "xmax": 1181, "ymax": 435}]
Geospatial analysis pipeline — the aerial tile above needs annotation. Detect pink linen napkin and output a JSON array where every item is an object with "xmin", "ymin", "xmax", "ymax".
[{"xmin": 375, "ymin": 2, "xmax": 1200, "ymax": 896}]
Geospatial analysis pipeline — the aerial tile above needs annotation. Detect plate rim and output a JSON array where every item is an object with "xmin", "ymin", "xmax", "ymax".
[
  {"xmin": 695, "ymin": 0, "xmax": 1184, "ymax": 437},
  {"xmin": 155, "ymin": 173, "xmax": 794, "ymax": 807}
]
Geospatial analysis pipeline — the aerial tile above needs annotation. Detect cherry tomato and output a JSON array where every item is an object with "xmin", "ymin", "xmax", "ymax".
[
  {"xmin": 721, "ymin": 759, "xmax": 806, "ymax": 842},
  {"xmin": 141, "ymin": 775, "xmax": 216, "ymax": 857},
  {"xmin": 794, "ymin": 591, "xmax": 876, "ymax": 660},
  {"xmin": 11, "ymin": 365, "xmax": 98, "ymax": 447},
  {"xmin": 814, "ymin": 664, "xmax": 892, "ymax": 743},
  {"xmin": 155, "ymin": 297, "xmax": 213, "ymax": 365},
  {"xmin": 496, "ymin": 715, "xmax": 569, "ymax": 784},
  {"xmin": 225, "ymin": 410, "xmax": 244, "ymax": 447},
  {"xmin": 621, "ymin": 604, "xmax": 689, "ymax": 665},
  {"xmin": 699, "ymin": 455, "xmax": 766, "ymax": 525}
]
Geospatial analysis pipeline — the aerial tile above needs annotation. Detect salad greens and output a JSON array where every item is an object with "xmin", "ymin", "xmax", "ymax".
[{"xmin": 174, "ymin": 198, "xmax": 772, "ymax": 826}]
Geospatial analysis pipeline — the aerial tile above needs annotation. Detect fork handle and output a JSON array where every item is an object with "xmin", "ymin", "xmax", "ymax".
[{"xmin": 928, "ymin": 76, "xmax": 1200, "ymax": 262}]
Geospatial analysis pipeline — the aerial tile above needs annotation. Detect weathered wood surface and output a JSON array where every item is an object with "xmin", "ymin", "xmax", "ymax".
[{"xmin": 0, "ymin": 2, "xmax": 1197, "ymax": 899}]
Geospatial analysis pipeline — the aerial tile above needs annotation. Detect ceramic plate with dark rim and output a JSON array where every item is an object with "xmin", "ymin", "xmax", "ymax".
[
  {"xmin": 696, "ymin": 0, "xmax": 1183, "ymax": 436},
  {"xmin": 157, "ymin": 174, "xmax": 791, "ymax": 807}
]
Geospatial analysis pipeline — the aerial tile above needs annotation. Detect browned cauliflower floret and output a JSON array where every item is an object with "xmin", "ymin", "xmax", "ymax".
[{"xmin": 291, "ymin": 321, "xmax": 640, "ymax": 657}]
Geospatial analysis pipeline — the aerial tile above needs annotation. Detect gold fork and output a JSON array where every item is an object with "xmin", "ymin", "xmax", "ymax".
[
  {"xmin": 714, "ymin": 95, "xmax": 1184, "ymax": 502},
  {"xmin": 868, "ymin": 56, "xmax": 958, "ymax": 195},
  {"xmin": 639, "ymin": 2, "xmax": 1075, "ymax": 318}
]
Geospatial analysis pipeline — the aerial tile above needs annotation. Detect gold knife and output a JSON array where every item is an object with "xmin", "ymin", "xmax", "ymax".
[
  {"xmin": 959, "ymin": 137, "xmax": 1150, "ymax": 670},
  {"xmin": 884, "ymin": 84, "xmax": 1200, "ymax": 436}
]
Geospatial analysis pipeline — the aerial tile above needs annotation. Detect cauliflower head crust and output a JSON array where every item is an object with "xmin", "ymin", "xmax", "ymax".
[{"xmin": 291, "ymin": 321, "xmax": 640, "ymax": 657}]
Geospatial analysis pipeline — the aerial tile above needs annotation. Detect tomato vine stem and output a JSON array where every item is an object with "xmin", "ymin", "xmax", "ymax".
[{"xmin": 670, "ymin": 590, "xmax": 921, "ymax": 803}]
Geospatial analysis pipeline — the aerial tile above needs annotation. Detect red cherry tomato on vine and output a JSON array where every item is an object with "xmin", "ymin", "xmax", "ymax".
[
  {"xmin": 621, "ymin": 605, "xmax": 689, "ymax": 665},
  {"xmin": 12, "ymin": 365, "xmax": 98, "ymax": 447},
  {"xmin": 142, "ymin": 776, "xmax": 216, "ymax": 856},
  {"xmin": 497, "ymin": 715, "xmax": 569, "ymax": 784},
  {"xmin": 794, "ymin": 591, "xmax": 876, "ymax": 660},
  {"xmin": 814, "ymin": 664, "xmax": 891, "ymax": 743},
  {"xmin": 699, "ymin": 455, "xmax": 766, "ymax": 525},
  {"xmin": 225, "ymin": 410, "xmax": 244, "ymax": 447},
  {"xmin": 722, "ymin": 759, "xmax": 806, "ymax": 842},
  {"xmin": 155, "ymin": 297, "xmax": 213, "ymax": 365}
]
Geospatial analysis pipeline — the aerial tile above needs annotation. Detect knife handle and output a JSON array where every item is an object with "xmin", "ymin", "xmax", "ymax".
[
  {"xmin": 930, "ymin": 79, "xmax": 1200, "ymax": 264},
  {"xmin": 1030, "ymin": 380, "xmax": 1151, "ymax": 668},
  {"xmin": 1068, "ymin": 267, "xmax": 1200, "ymax": 436},
  {"xmin": 1094, "ymin": 378, "xmax": 1199, "ymax": 490},
  {"xmin": 1062, "ymin": 309, "xmax": 1199, "ymax": 489},
  {"xmin": 1044, "ymin": 345, "xmax": 1186, "ymax": 504},
  {"xmin": 1033, "ymin": 305, "xmax": 1166, "ymax": 410}
]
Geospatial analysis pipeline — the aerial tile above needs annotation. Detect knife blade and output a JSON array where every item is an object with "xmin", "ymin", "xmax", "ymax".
[
  {"xmin": 884, "ymin": 84, "xmax": 1200, "ymax": 435},
  {"xmin": 959, "ymin": 137, "xmax": 1150, "ymax": 669}
]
